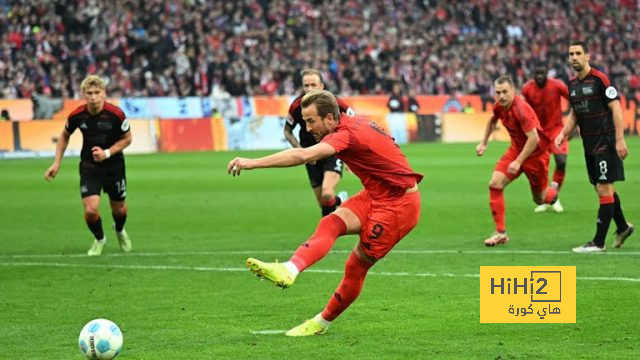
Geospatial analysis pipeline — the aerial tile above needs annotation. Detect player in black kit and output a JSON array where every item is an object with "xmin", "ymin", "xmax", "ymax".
[
  {"xmin": 45, "ymin": 75, "xmax": 133, "ymax": 256},
  {"xmin": 284, "ymin": 69, "xmax": 354, "ymax": 216},
  {"xmin": 555, "ymin": 41, "xmax": 634, "ymax": 253}
]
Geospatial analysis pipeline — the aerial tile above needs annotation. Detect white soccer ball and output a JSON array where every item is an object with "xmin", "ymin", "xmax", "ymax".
[{"xmin": 78, "ymin": 318, "xmax": 123, "ymax": 359}]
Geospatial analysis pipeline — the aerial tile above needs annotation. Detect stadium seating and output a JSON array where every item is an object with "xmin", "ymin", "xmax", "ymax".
[{"xmin": 1, "ymin": 0, "xmax": 638, "ymax": 99}]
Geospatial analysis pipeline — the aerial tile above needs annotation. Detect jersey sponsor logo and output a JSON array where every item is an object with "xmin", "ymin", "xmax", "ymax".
[
  {"xmin": 121, "ymin": 119, "xmax": 130, "ymax": 132},
  {"xmin": 97, "ymin": 121, "xmax": 113, "ymax": 130},
  {"xmin": 605, "ymin": 86, "xmax": 618, "ymax": 100},
  {"xmin": 582, "ymin": 86, "xmax": 593, "ymax": 95}
]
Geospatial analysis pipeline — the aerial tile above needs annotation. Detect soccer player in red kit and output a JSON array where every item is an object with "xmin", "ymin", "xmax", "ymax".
[
  {"xmin": 522, "ymin": 61, "xmax": 569, "ymax": 213},
  {"xmin": 228, "ymin": 89, "xmax": 423, "ymax": 336},
  {"xmin": 477, "ymin": 75, "xmax": 559, "ymax": 246}
]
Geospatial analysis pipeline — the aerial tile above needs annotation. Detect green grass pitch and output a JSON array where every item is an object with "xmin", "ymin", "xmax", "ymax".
[{"xmin": 1, "ymin": 138, "xmax": 638, "ymax": 359}]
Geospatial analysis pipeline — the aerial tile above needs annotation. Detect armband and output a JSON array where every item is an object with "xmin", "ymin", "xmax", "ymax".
[{"xmin": 104, "ymin": 149, "xmax": 111, "ymax": 159}]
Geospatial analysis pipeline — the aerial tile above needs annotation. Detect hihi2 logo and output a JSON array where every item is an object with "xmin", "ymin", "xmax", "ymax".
[{"xmin": 480, "ymin": 266, "xmax": 575, "ymax": 323}]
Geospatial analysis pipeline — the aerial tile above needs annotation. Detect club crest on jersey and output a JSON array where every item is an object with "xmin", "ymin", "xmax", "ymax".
[
  {"xmin": 581, "ymin": 86, "xmax": 593, "ymax": 95},
  {"xmin": 605, "ymin": 86, "xmax": 618, "ymax": 99}
]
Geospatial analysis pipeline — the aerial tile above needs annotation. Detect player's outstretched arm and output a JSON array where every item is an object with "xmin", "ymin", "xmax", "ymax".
[
  {"xmin": 609, "ymin": 100, "xmax": 628, "ymax": 160},
  {"xmin": 228, "ymin": 143, "xmax": 336, "ymax": 176},
  {"xmin": 44, "ymin": 129, "xmax": 70, "ymax": 181}
]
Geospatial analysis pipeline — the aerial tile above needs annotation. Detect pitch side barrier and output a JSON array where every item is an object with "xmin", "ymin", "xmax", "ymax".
[{"xmin": 1, "ymin": 95, "xmax": 637, "ymax": 158}]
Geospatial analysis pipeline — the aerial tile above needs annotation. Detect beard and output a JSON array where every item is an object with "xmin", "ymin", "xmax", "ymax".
[{"xmin": 571, "ymin": 62, "xmax": 583, "ymax": 71}]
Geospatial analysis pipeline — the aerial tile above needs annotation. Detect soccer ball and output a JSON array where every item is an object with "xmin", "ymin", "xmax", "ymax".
[{"xmin": 78, "ymin": 318, "xmax": 123, "ymax": 359}]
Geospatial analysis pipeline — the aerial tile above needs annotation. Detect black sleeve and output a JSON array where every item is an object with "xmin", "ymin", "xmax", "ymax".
[{"xmin": 65, "ymin": 115, "xmax": 78, "ymax": 134}]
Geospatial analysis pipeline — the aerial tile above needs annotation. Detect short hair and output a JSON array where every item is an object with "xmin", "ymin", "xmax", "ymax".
[
  {"xmin": 300, "ymin": 68, "xmax": 324, "ymax": 84},
  {"xmin": 570, "ymin": 40, "xmax": 588, "ymax": 53},
  {"xmin": 301, "ymin": 89, "xmax": 340, "ymax": 121},
  {"xmin": 494, "ymin": 75, "xmax": 514, "ymax": 87},
  {"xmin": 533, "ymin": 59, "xmax": 548, "ymax": 69},
  {"xmin": 80, "ymin": 75, "xmax": 106, "ymax": 92}
]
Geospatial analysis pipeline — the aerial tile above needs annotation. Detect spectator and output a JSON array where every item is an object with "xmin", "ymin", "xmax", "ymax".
[
  {"xmin": 387, "ymin": 82, "xmax": 404, "ymax": 113},
  {"xmin": 1, "ymin": 1, "xmax": 638, "ymax": 99}
]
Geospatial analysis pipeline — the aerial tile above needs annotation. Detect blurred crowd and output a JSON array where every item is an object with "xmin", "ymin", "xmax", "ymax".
[{"xmin": 1, "ymin": 0, "xmax": 639, "ymax": 100}]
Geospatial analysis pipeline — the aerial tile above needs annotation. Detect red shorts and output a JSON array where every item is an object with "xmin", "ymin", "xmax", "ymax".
[
  {"xmin": 495, "ymin": 146, "xmax": 550, "ymax": 193},
  {"xmin": 546, "ymin": 127, "xmax": 569, "ymax": 155},
  {"xmin": 341, "ymin": 189, "xmax": 421, "ymax": 260}
]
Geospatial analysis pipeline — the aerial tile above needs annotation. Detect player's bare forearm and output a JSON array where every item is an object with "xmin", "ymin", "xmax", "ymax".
[
  {"xmin": 609, "ymin": 100, "xmax": 628, "ymax": 159},
  {"xmin": 54, "ymin": 130, "xmax": 70, "ymax": 165},
  {"xmin": 561, "ymin": 110, "xmax": 577, "ymax": 137},
  {"xmin": 516, "ymin": 130, "xmax": 539, "ymax": 163},
  {"xmin": 109, "ymin": 131, "xmax": 132, "ymax": 155},
  {"xmin": 284, "ymin": 128, "xmax": 301, "ymax": 148},
  {"xmin": 228, "ymin": 143, "xmax": 335, "ymax": 176},
  {"xmin": 481, "ymin": 117, "xmax": 498, "ymax": 145},
  {"xmin": 609, "ymin": 100, "xmax": 625, "ymax": 141}
]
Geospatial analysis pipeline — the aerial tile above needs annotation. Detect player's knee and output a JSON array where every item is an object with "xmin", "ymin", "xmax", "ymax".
[
  {"xmin": 83, "ymin": 209, "xmax": 100, "ymax": 222},
  {"xmin": 321, "ymin": 188, "xmax": 336, "ymax": 201},
  {"xmin": 488, "ymin": 180, "xmax": 504, "ymax": 190},
  {"xmin": 112, "ymin": 204, "xmax": 127, "ymax": 217}
]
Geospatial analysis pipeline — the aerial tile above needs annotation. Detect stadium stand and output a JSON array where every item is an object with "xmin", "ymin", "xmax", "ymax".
[{"xmin": 1, "ymin": 0, "xmax": 639, "ymax": 98}]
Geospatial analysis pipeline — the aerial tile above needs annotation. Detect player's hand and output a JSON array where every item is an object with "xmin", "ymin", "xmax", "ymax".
[
  {"xmin": 44, "ymin": 164, "xmax": 59, "ymax": 181},
  {"xmin": 616, "ymin": 138, "xmax": 628, "ymax": 160},
  {"xmin": 507, "ymin": 160, "xmax": 521, "ymax": 175},
  {"xmin": 227, "ymin": 157, "xmax": 254, "ymax": 176},
  {"xmin": 91, "ymin": 146, "xmax": 106, "ymax": 162},
  {"xmin": 554, "ymin": 133, "xmax": 565, "ymax": 149},
  {"xmin": 476, "ymin": 143, "xmax": 487, "ymax": 156}
]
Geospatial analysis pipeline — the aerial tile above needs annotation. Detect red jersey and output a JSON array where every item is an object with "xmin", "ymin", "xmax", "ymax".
[
  {"xmin": 322, "ymin": 114, "xmax": 423, "ymax": 198},
  {"xmin": 521, "ymin": 78, "xmax": 568, "ymax": 137},
  {"xmin": 492, "ymin": 95, "xmax": 549, "ymax": 151}
]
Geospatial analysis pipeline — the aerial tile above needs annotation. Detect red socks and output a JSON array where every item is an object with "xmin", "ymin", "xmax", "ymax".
[
  {"xmin": 552, "ymin": 170, "xmax": 565, "ymax": 189},
  {"xmin": 544, "ymin": 186, "xmax": 558, "ymax": 204},
  {"xmin": 489, "ymin": 187, "xmax": 506, "ymax": 233},
  {"xmin": 290, "ymin": 214, "xmax": 347, "ymax": 271},
  {"xmin": 321, "ymin": 252, "xmax": 373, "ymax": 321}
]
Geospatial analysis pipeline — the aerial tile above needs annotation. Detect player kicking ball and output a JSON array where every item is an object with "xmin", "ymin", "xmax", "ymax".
[{"xmin": 228, "ymin": 90, "xmax": 423, "ymax": 336}]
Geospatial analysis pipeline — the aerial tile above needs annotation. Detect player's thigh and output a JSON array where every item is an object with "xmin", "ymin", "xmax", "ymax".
[
  {"xmin": 359, "ymin": 193, "xmax": 421, "ymax": 260},
  {"xmin": 585, "ymin": 152, "xmax": 625, "ymax": 185},
  {"xmin": 523, "ymin": 151, "xmax": 550, "ymax": 193},
  {"xmin": 103, "ymin": 163, "xmax": 127, "ymax": 201},
  {"xmin": 494, "ymin": 147, "xmax": 522, "ymax": 183},
  {"xmin": 79, "ymin": 162, "xmax": 103, "ymax": 198},
  {"xmin": 340, "ymin": 190, "xmax": 371, "ymax": 235}
]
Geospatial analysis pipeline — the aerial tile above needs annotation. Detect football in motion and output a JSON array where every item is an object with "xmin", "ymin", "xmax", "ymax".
[{"xmin": 78, "ymin": 318, "xmax": 123, "ymax": 359}]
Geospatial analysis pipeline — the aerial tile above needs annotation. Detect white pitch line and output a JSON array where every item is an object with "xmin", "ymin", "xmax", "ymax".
[
  {"xmin": 2, "ymin": 249, "xmax": 640, "ymax": 259},
  {"xmin": 250, "ymin": 330, "xmax": 287, "ymax": 335},
  {"xmin": 1, "ymin": 261, "xmax": 639, "ymax": 282}
]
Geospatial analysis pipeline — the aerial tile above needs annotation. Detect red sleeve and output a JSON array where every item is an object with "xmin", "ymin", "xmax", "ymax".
[
  {"xmin": 553, "ymin": 79, "xmax": 569, "ymax": 100},
  {"xmin": 514, "ymin": 99, "xmax": 538, "ymax": 133},
  {"xmin": 322, "ymin": 129, "xmax": 351, "ymax": 153}
]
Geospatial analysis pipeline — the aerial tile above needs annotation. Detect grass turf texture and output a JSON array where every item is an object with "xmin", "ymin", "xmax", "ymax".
[{"xmin": 1, "ymin": 138, "xmax": 638, "ymax": 359}]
